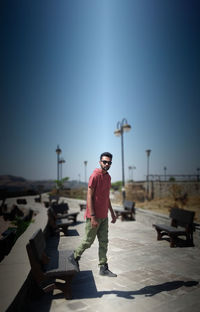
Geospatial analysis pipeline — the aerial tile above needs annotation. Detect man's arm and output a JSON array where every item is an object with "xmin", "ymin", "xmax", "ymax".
[
  {"xmin": 87, "ymin": 186, "xmax": 98, "ymax": 228},
  {"xmin": 108, "ymin": 199, "xmax": 117, "ymax": 223}
]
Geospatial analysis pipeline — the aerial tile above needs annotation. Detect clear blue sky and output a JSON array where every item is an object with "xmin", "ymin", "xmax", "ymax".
[{"xmin": 1, "ymin": 0, "xmax": 200, "ymax": 182}]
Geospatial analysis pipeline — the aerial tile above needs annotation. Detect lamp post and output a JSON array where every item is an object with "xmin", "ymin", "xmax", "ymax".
[
  {"xmin": 197, "ymin": 168, "xmax": 200, "ymax": 182},
  {"xmin": 114, "ymin": 118, "xmax": 131, "ymax": 202},
  {"xmin": 146, "ymin": 149, "xmax": 151, "ymax": 199},
  {"xmin": 164, "ymin": 166, "xmax": 167, "ymax": 181},
  {"xmin": 56, "ymin": 145, "xmax": 62, "ymax": 182},
  {"xmin": 59, "ymin": 158, "xmax": 66, "ymax": 180},
  {"xmin": 84, "ymin": 161, "xmax": 88, "ymax": 184},
  {"xmin": 128, "ymin": 166, "xmax": 132, "ymax": 181}
]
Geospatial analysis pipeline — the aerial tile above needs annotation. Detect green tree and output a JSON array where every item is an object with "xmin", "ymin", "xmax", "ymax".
[
  {"xmin": 111, "ymin": 181, "xmax": 122, "ymax": 191},
  {"xmin": 54, "ymin": 177, "xmax": 69, "ymax": 190}
]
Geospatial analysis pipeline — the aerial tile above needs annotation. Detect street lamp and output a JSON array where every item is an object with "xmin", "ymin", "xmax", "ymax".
[
  {"xmin": 114, "ymin": 118, "xmax": 131, "ymax": 202},
  {"xmin": 55, "ymin": 145, "xmax": 62, "ymax": 182},
  {"xmin": 164, "ymin": 166, "xmax": 167, "ymax": 181},
  {"xmin": 197, "ymin": 168, "xmax": 200, "ymax": 182},
  {"xmin": 128, "ymin": 166, "xmax": 136, "ymax": 181},
  {"xmin": 146, "ymin": 149, "xmax": 151, "ymax": 199},
  {"xmin": 128, "ymin": 166, "xmax": 132, "ymax": 181},
  {"xmin": 84, "ymin": 161, "xmax": 88, "ymax": 184}
]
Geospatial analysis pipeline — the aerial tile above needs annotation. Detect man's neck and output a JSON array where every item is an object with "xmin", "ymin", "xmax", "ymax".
[{"xmin": 100, "ymin": 168, "xmax": 107, "ymax": 175}]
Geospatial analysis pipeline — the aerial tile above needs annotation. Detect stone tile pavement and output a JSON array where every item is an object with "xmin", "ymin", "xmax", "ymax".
[{"xmin": 29, "ymin": 201, "xmax": 200, "ymax": 312}]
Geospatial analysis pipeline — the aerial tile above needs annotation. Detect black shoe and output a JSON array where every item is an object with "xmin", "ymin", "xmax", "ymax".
[
  {"xmin": 99, "ymin": 263, "xmax": 117, "ymax": 277},
  {"xmin": 68, "ymin": 252, "xmax": 80, "ymax": 270}
]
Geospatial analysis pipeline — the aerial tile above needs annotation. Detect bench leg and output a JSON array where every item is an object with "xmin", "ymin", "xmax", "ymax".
[
  {"xmin": 129, "ymin": 212, "xmax": 135, "ymax": 220},
  {"xmin": 55, "ymin": 276, "xmax": 73, "ymax": 299},
  {"xmin": 130, "ymin": 212, "xmax": 135, "ymax": 220},
  {"xmin": 60, "ymin": 225, "xmax": 69, "ymax": 235},
  {"xmin": 186, "ymin": 232, "xmax": 194, "ymax": 246},
  {"xmin": 121, "ymin": 213, "xmax": 126, "ymax": 221},
  {"xmin": 169, "ymin": 235, "xmax": 176, "ymax": 247},
  {"xmin": 155, "ymin": 228, "xmax": 162, "ymax": 241},
  {"xmin": 115, "ymin": 212, "xmax": 119, "ymax": 219}
]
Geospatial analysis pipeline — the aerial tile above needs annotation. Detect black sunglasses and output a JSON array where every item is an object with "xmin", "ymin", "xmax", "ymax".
[{"xmin": 101, "ymin": 160, "xmax": 112, "ymax": 165}]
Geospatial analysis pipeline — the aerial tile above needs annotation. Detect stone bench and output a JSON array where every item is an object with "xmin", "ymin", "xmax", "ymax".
[
  {"xmin": 52, "ymin": 203, "xmax": 79, "ymax": 223},
  {"xmin": 26, "ymin": 229, "xmax": 79, "ymax": 299},
  {"xmin": 47, "ymin": 208, "xmax": 74, "ymax": 235},
  {"xmin": 153, "ymin": 207, "xmax": 195, "ymax": 247},
  {"xmin": 114, "ymin": 200, "xmax": 135, "ymax": 221}
]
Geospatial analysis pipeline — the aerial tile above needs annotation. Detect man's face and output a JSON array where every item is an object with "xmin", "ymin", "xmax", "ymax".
[{"xmin": 99, "ymin": 156, "xmax": 112, "ymax": 172}]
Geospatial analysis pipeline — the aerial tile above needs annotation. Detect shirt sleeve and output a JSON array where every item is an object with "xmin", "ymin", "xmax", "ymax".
[{"xmin": 88, "ymin": 174, "xmax": 97, "ymax": 190}]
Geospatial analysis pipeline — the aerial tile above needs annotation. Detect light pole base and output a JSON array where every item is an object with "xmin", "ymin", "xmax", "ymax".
[{"xmin": 122, "ymin": 190, "xmax": 126, "ymax": 203}]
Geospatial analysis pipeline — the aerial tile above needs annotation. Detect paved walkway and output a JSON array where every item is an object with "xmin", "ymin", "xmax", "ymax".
[{"xmin": 29, "ymin": 200, "xmax": 200, "ymax": 312}]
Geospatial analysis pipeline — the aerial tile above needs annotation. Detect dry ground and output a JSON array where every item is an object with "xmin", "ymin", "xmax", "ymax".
[
  {"xmin": 111, "ymin": 189, "xmax": 200, "ymax": 223},
  {"xmin": 136, "ymin": 196, "xmax": 200, "ymax": 223}
]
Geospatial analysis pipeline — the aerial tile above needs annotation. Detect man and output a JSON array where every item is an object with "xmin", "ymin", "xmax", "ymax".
[{"xmin": 70, "ymin": 152, "xmax": 117, "ymax": 277}]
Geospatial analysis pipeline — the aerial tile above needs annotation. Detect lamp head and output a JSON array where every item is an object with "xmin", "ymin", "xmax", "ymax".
[
  {"xmin": 146, "ymin": 149, "xmax": 151, "ymax": 157},
  {"xmin": 114, "ymin": 129, "xmax": 121, "ymax": 137},
  {"xmin": 56, "ymin": 145, "xmax": 62, "ymax": 154},
  {"xmin": 122, "ymin": 123, "xmax": 131, "ymax": 132}
]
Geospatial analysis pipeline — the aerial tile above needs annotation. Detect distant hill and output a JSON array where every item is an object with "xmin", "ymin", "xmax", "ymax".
[
  {"xmin": 0, "ymin": 175, "xmax": 87, "ymax": 196},
  {"xmin": 0, "ymin": 175, "xmax": 26, "ymax": 183}
]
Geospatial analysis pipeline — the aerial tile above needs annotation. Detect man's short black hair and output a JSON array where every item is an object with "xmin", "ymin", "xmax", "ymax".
[{"xmin": 100, "ymin": 152, "xmax": 113, "ymax": 160}]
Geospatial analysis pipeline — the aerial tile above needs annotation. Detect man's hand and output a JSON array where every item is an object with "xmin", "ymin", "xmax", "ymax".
[
  {"xmin": 111, "ymin": 215, "xmax": 117, "ymax": 224},
  {"xmin": 91, "ymin": 216, "xmax": 98, "ymax": 228},
  {"xmin": 108, "ymin": 199, "xmax": 117, "ymax": 224}
]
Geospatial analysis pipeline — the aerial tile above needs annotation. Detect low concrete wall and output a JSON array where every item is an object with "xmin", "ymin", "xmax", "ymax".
[
  {"xmin": 125, "ymin": 181, "xmax": 200, "ymax": 201},
  {"xmin": 0, "ymin": 195, "xmax": 86, "ymax": 312},
  {"xmin": 0, "ymin": 196, "xmax": 48, "ymax": 312},
  {"xmin": 149, "ymin": 180, "xmax": 200, "ymax": 199}
]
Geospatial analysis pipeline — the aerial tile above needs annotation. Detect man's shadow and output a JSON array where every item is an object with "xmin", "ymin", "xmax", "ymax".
[
  {"xmin": 31, "ymin": 271, "xmax": 199, "ymax": 309},
  {"xmin": 70, "ymin": 271, "xmax": 199, "ymax": 300}
]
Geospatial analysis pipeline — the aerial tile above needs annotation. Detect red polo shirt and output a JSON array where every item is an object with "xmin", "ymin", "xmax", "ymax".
[{"xmin": 84, "ymin": 168, "xmax": 111, "ymax": 219}]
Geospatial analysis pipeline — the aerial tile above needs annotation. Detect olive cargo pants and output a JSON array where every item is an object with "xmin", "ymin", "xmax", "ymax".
[{"xmin": 74, "ymin": 217, "xmax": 108, "ymax": 265}]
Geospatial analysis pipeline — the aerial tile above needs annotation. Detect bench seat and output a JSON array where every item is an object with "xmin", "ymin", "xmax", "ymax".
[
  {"xmin": 43, "ymin": 250, "xmax": 78, "ymax": 276},
  {"xmin": 56, "ymin": 212, "xmax": 79, "ymax": 223},
  {"xmin": 153, "ymin": 224, "xmax": 187, "ymax": 235},
  {"xmin": 56, "ymin": 218, "xmax": 74, "ymax": 227},
  {"xmin": 114, "ymin": 208, "xmax": 134, "ymax": 220}
]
